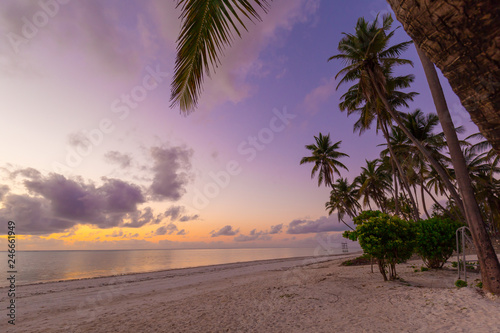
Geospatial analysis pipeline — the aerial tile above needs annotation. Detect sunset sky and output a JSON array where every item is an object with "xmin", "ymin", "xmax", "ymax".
[{"xmin": 0, "ymin": 0, "xmax": 475, "ymax": 250}]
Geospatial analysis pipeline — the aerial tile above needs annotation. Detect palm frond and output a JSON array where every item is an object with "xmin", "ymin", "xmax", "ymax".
[{"xmin": 171, "ymin": 0, "xmax": 270, "ymax": 113}]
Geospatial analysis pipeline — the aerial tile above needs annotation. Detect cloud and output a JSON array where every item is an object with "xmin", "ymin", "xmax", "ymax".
[
  {"xmin": 0, "ymin": 169, "xmax": 155, "ymax": 234},
  {"xmin": 302, "ymin": 77, "xmax": 336, "ymax": 114},
  {"xmin": 179, "ymin": 214, "xmax": 199, "ymax": 222},
  {"xmin": 9, "ymin": 167, "xmax": 41, "ymax": 180},
  {"xmin": 0, "ymin": 185, "xmax": 9, "ymax": 200},
  {"xmin": 149, "ymin": 146, "xmax": 193, "ymax": 201},
  {"xmin": 163, "ymin": 205, "xmax": 184, "ymax": 221},
  {"xmin": 0, "ymin": 194, "xmax": 76, "ymax": 235},
  {"xmin": 211, "ymin": 225, "xmax": 239, "ymax": 237},
  {"xmin": 122, "ymin": 207, "xmax": 162, "ymax": 228},
  {"xmin": 176, "ymin": 229, "xmax": 187, "ymax": 236},
  {"xmin": 234, "ymin": 229, "xmax": 266, "ymax": 242},
  {"xmin": 233, "ymin": 225, "xmax": 281, "ymax": 242},
  {"xmin": 269, "ymin": 224, "xmax": 283, "ymax": 234},
  {"xmin": 287, "ymin": 215, "xmax": 354, "ymax": 234},
  {"xmin": 104, "ymin": 151, "xmax": 132, "ymax": 168},
  {"xmin": 156, "ymin": 223, "xmax": 178, "ymax": 236}
]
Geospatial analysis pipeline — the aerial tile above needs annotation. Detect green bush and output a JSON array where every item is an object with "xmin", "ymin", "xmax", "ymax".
[
  {"xmin": 344, "ymin": 211, "xmax": 415, "ymax": 281},
  {"xmin": 414, "ymin": 217, "xmax": 462, "ymax": 269},
  {"xmin": 455, "ymin": 279, "xmax": 467, "ymax": 288}
]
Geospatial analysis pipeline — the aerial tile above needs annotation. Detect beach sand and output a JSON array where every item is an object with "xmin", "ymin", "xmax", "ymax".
[{"xmin": 2, "ymin": 253, "xmax": 499, "ymax": 333}]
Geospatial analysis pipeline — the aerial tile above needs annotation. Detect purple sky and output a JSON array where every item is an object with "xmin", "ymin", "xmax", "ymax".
[{"xmin": 0, "ymin": 0, "xmax": 475, "ymax": 250}]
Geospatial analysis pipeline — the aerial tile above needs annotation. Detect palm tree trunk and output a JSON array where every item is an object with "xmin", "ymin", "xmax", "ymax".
[
  {"xmin": 366, "ymin": 67, "xmax": 466, "ymax": 219},
  {"xmin": 421, "ymin": 183, "xmax": 431, "ymax": 219},
  {"xmin": 416, "ymin": 46, "xmax": 500, "ymax": 294},
  {"xmin": 393, "ymin": 163, "xmax": 399, "ymax": 216},
  {"xmin": 380, "ymin": 122, "xmax": 420, "ymax": 220}
]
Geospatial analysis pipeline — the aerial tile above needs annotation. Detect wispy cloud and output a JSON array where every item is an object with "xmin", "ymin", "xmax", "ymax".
[{"xmin": 302, "ymin": 77, "xmax": 337, "ymax": 115}]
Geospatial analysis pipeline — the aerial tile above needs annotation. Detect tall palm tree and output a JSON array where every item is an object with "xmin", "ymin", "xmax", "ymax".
[
  {"xmin": 325, "ymin": 178, "xmax": 360, "ymax": 230},
  {"xmin": 328, "ymin": 15, "xmax": 465, "ymax": 220},
  {"xmin": 337, "ymin": 70, "xmax": 420, "ymax": 220},
  {"xmin": 300, "ymin": 133, "xmax": 349, "ymax": 188},
  {"xmin": 416, "ymin": 47, "xmax": 500, "ymax": 293}
]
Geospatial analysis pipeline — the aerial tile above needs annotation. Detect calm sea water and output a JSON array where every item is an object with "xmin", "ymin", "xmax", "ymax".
[{"xmin": 0, "ymin": 247, "xmax": 347, "ymax": 287}]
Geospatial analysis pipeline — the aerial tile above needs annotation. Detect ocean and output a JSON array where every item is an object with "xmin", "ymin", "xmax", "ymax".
[{"xmin": 0, "ymin": 247, "xmax": 351, "ymax": 287}]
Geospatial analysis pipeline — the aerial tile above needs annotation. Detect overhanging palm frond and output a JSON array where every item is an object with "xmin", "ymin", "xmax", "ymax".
[{"xmin": 171, "ymin": 0, "xmax": 270, "ymax": 113}]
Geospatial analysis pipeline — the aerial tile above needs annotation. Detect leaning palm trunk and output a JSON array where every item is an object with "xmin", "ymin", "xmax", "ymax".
[
  {"xmin": 416, "ymin": 47, "xmax": 500, "ymax": 294},
  {"xmin": 380, "ymin": 122, "xmax": 420, "ymax": 220},
  {"xmin": 366, "ymin": 67, "xmax": 466, "ymax": 219}
]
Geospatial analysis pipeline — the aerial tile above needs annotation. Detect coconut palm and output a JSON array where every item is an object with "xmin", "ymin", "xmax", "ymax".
[
  {"xmin": 300, "ymin": 133, "xmax": 349, "ymax": 188},
  {"xmin": 338, "ymin": 70, "xmax": 420, "ymax": 219},
  {"xmin": 325, "ymin": 178, "xmax": 360, "ymax": 230},
  {"xmin": 415, "ymin": 47, "xmax": 500, "ymax": 293},
  {"xmin": 328, "ymin": 15, "xmax": 465, "ymax": 219},
  {"xmin": 354, "ymin": 159, "xmax": 392, "ymax": 212}
]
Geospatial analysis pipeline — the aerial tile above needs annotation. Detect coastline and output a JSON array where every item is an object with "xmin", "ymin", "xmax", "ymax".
[
  {"xmin": 0, "ymin": 251, "xmax": 361, "ymax": 289},
  {"xmin": 2, "ymin": 253, "xmax": 499, "ymax": 333}
]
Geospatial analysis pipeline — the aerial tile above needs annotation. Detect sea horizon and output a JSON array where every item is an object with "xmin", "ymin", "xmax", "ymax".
[{"xmin": 0, "ymin": 247, "xmax": 355, "ymax": 287}]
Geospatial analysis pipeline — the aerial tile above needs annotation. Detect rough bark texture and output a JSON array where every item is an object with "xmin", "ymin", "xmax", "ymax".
[
  {"xmin": 416, "ymin": 46, "xmax": 500, "ymax": 294},
  {"xmin": 387, "ymin": 0, "xmax": 500, "ymax": 155}
]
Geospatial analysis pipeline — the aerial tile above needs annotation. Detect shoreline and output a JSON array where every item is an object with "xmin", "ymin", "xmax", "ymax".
[{"xmin": 0, "ymin": 251, "xmax": 362, "ymax": 289}]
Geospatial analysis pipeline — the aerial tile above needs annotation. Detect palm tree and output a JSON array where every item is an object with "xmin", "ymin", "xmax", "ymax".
[
  {"xmin": 387, "ymin": 0, "xmax": 500, "ymax": 156},
  {"xmin": 337, "ymin": 69, "xmax": 420, "ymax": 220},
  {"xmin": 300, "ymin": 133, "xmax": 349, "ymax": 188},
  {"xmin": 416, "ymin": 47, "xmax": 500, "ymax": 293},
  {"xmin": 325, "ymin": 178, "xmax": 360, "ymax": 230},
  {"xmin": 354, "ymin": 159, "xmax": 392, "ymax": 212},
  {"xmin": 328, "ymin": 15, "xmax": 465, "ymax": 219}
]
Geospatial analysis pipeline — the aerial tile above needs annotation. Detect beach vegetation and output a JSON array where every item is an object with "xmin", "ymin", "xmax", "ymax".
[
  {"xmin": 414, "ymin": 217, "xmax": 463, "ymax": 268},
  {"xmin": 343, "ymin": 211, "xmax": 415, "ymax": 281}
]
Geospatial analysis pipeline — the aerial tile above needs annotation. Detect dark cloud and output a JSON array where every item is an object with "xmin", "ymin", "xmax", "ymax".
[
  {"xmin": 179, "ymin": 214, "xmax": 199, "ymax": 222},
  {"xmin": 234, "ymin": 229, "xmax": 264, "ymax": 242},
  {"xmin": 164, "ymin": 205, "xmax": 184, "ymax": 221},
  {"xmin": 176, "ymin": 229, "xmax": 187, "ymax": 236},
  {"xmin": 269, "ymin": 224, "xmax": 283, "ymax": 234},
  {"xmin": 0, "ymin": 185, "xmax": 9, "ymax": 200},
  {"xmin": 0, "ymin": 170, "xmax": 156, "ymax": 234},
  {"xmin": 122, "ymin": 207, "xmax": 161, "ymax": 228},
  {"xmin": 99, "ymin": 178, "xmax": 145, "ymax": 212},
  {"xmin": 23, "ymin": 174, "xmax": 145, "ymax": 229},
  {"xmin": 211, "ymin": 225, "xmax": 239, "ymax": 237},
  {"xmin": 287, "ymin": 215, "xmax": 353, "ymax": 234},
  {"xmin": 149, "ymin": 146, "xmax": 193, "ymax": 201},
  {"xmin": 156, "ymin": 223, "xmax": 178, "ymax": 236},
  {"xmin": 104, "ymin": 151, "xmax": 132, "ymax": 168},
  {"xmin": 0, "ymin": 195, "xmax": 76, "ymax": 235}
]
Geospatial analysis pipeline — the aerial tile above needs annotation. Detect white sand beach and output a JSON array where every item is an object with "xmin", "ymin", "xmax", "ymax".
[{"xmin": 2, "ymin": 253, "xmax": 499, "ymax": 333}]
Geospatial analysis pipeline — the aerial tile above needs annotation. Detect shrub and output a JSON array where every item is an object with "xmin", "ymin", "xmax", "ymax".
[
  {"xmin": 455, "ymin": 279, "xmax": 467, "ymax": 288},
  {"xmin": 414, "ymin": 217, "xmax": 463, "ymax": 269},
  {"xmin": 344, "ymin": 211, "xmax": 415, "ymax": 281}
]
